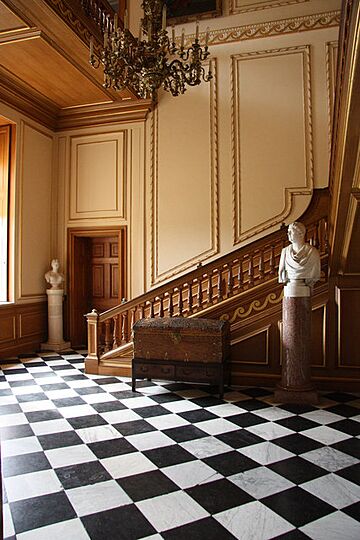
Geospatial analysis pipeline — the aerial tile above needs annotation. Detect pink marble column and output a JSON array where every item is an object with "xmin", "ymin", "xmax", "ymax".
[{"xmin": 274, "ymin": 284, "xmax": 319, "ymax": 404}]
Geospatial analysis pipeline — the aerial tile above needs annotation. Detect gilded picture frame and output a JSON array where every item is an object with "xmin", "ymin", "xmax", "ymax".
[{"xmin": 165, "ymin": 0, "xmax": 222, "ymax": 24}]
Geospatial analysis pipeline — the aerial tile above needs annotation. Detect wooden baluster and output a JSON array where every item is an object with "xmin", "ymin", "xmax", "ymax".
[
  {"xmin": 149, "ymin": 301, "xmax": 154, "ymax": 318},
  {"xmin": 248, "ymin": 256, "xmax": 254, "ymax": 286},
  {"xmin": 122, "ymin": 311, "xmax": 128, "ymax": 342},
  {"xmin": 207, "ymin": 274, "xmax": 213, "ymax": 305},
  {"xmin": 188, "ymin": 284, "xmax": 193, "ymax": 314},
  {"xmin": 178, "ymin": 287, "xmax": 183, "ymax": 316},
  {"xmin": 104, "ymin": 319, "xmax": 112, "ymax": 352},
  {"xmin": 140, "ymin": 305, "xmax": 145, "ymax": 319},
  {"xmin": 197, "ymin": 279, "xmax": 203, "ymax": 309},
  {"xmin": 259, "ymin": 251, "xmax": 265, "ymax": 280},
  {"xmin": 168, "ymin": 292, "xmax": 174, "ymax": 317},
  {"xmin": 112, "ymin": 314, "xmax": 119, "ymax": 349},
  {"xmin": 238, "ymin": 259, "xmax": 243, "ymax": 289},
  {"xmin": 270, "ymin": 246, "xmax": 276, "ymax": 275},
  {"xmin": 227, "ymin": 263, "xmax": 233, "ymax": 296},
  {"xmin": 313, "ymin": 224, "xmax": 319, "ymax": 249},
  {"xmin": 130, "ymin": 308, "xmax": 135, "ymax": 331},
  {"xmin": 159, "ymin": 297, "xmax": 164, "ymax": 317},
  {"xmin": 217, "ymin": 270, "xmax": 223, "ymax": 301}
]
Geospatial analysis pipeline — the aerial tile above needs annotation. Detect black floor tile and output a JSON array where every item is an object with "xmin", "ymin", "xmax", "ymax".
[
  {"xmin": 163, "ymin": 424, "xmax": 208, "ymax": 443},
  {"xmin": 0, "ymin": 423, "xmax": 34, "ymax": 440},
  {"xmin": 25, "ymin": 409, "xmax": 64, "ymax": 423},
  {"xmin": 55, "ymin": 460, "xmax": 111, "ymax": 489},
  {"xmin": 16, "ymin": 392, "xmax": 48, "ymax": 402},
  {"xmin": 279, "ymin": 404, "xmax": 315, "ymax": 414},
  {"xmin": 118, "ymin": 470, "xmax": 179, "ymax": 502},
  {"xmin": 331, "ymin": 437, "xmax": 360, "ymax": 459},
  {"xmin": 324, "ymin": 392, "xmax": 358, "ymax": 402},
  {"xmin": 216, "ymin": 429, "xmax": 264, "ymax": 448},
  {"xmin": 134, "ymin": 404, "xmax": 171, "ymax": 418},
  {"xmin": 91, "ymin": 401, "xmax": 127, "ymax": 413},
  {"xmin": 38, "ymin": 430, "xmax": 83, "ymax": 450},
  {"xmin": 204, "ymin": 450, "xmax": 258, "ymax": 476},
  {"xmin": 269, "ymin": 456, "xmax": 327, "ymax": 484},
  {"xmin": 276, "ymin": 416, "xmax": 318, "ymax": 432},
  {"xmin": 88, "ymin": 438, "xmax": 137, "ymax": 459},
  {"xmin": 262, "ymin": 486, "xmax": 335, "ymax": 527},
  {"xmin": 190, "ymin": 396, "xmax": 225, "ymax": 407},
  {"xmin": 336, "ymin": 463, "xmax": 360, "ymax": 486},
  {"xmin": 76, "ymin": 386, "xmax": 107, "ymax": 395},
  {"xmin": 163, "ymin": 516, "xmax": 237, "ymax": 540},
  {"xmin": 81, "ymin": 504, "xmax": 156, "ymax": 540},
  {"xmin": 186, "ymin": 478, "xmax": 253, "ymax": 514},
  {"xmin": 241, "ymin": 387, "xmax": 273, "ymax": 398},
  {"xmin": 273, "ymin": 433, "xmax": 323, "ymax": 455},
  {"xmin": 151, "ymin": 393, "xmax": 183, "ymax": 404},
  {"xmin": 52, "ymin": 396, "xmax": 86, "ymax": 407},
  {"xmin": 68, "ymin": 414, "xmax": 108, "ymax": 429},
  {"xmin": 93, "ymin": 377, "xmax": 123, "ymax": 385},
  {"xmin": 144, "ymin": 445, "xmax": 195, "ymax": 468},
  {"xmin": 2, "ymin": 367, "xmax": 28, "ymax": 374},
  {"xmin": 272, "ymin": 530, "xmax": 311, "ymax": 539},
  {"xmin": 40, "ymin": 383, "xmax": 70, "ymax": 391},
  {"xmin": 10, "ymin": 491, "xmax": 76, "ymax": 534},
  {"xmin": 114, "ymin": 419, "xmax": 156, "ymax": 436},
  {"xmin": 0, "ymin": 403, "xmax": 22, "ymax": 414},
  {"xmin": 2, "ymin": 452, "xmax": 52, "ymax": 477},
  {"xmin": 62, "ymin": 374, "xmax": 88, "ymax": 381},
  {"xmin": 179, "ymin": 409, "xmax": 218, "ymax": 423},
  {"xmin": 8, "ymin": 380, "xmax": 37, "ymax": 388},
  {"xmin": 227, "ymin": 412, "xmax": 267, "ymax": 428},
  {"xmin": 325, "ymin": 404, "xmax": 360, "ymax": 417},
  {"xmin": 233, "ymin": 399, "xmax": 271, "ymax": 411},
  {"xmin": 343, "ymin": 501, "xmax": 360, "ymax": 521},
  {"xmin": 327, "ymin": 419, "xmax": 360, "ymax": 436}
]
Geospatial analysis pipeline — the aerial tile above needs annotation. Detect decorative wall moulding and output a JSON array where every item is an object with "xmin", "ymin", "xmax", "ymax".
[
  {"xmin": 150, "ymin": 58, "xmax": 219, "ymax": 285},
  {"xmin": 326, "ymin": 41, "xmax": 339, "ymax": 156},
  {"xmin": 229, "ymin": 0, "xmax": 308, "ymax": 15},
  {"xmin": 231, "ymin": 45, "xmax": 314, "ymax": 244},
  {"xmin": 200, "ymin": 10, "xmax": 340, "ymax": 47}
]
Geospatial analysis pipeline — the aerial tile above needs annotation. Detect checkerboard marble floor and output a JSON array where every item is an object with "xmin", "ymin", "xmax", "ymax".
[{"xmin": 0, "ymin": 350, "xmax": 359, "ymax": 540}]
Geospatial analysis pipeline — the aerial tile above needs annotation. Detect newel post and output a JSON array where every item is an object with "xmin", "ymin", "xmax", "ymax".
[{"xmin": 85, "ymin": 309, "xmax": 100, "ymax": 374}]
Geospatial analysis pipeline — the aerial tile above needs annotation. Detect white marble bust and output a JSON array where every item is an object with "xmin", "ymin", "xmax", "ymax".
[
  {"xmin": 45, "ymin": 259, "xmax": 64, "ymax": 289},
  {"xmin": 279, "ymin": 222, "xmax": 321, "ymax": 288}
]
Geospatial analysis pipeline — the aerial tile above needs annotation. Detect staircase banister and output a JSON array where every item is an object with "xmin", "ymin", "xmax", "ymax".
[{"xmin": 97, "ymin": 189, "xmax": 328, "ymax": 324}]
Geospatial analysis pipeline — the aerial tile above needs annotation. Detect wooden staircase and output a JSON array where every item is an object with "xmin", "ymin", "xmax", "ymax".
[{"xmin": 85, "ymin": 189, "xmax": 329, "ymax": 384}]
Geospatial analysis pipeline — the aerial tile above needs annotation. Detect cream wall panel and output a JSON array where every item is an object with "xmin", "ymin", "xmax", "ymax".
[
  {"xmin": 69, "ymin": 132, "xmax": 125, "ymax": 220},
  {"xmin": 20, "ymin": 122, "xmax": 53, "ymax": 298},
  {"xmin": 232, "ymin": 45, "xmax": 313, "ymax": 243},
  {"xmin": 229, "ymin": 0, "xmax": 308, "ymax": 15},
  {"xmin": 151, "ymin": 60, "xmax": 218, "ymax": 285}
]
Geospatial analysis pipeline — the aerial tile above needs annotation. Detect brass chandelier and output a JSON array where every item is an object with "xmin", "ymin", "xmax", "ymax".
[{"xmin": 89, "ymin": 0, "xmax": 212, "ymax": 100}]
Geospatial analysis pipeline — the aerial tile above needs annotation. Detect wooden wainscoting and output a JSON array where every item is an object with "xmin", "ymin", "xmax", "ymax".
[{"xmin": 0, "ymin": 302, "xmax": 47, "ymax": 359}]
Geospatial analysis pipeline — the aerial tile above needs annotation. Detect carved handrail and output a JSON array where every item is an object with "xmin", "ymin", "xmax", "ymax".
[
  {"xmin": 86, "ymin": 190, "xmax": 329, "ymax": 363},
  {"xmin": 80, "ymin": 0, "xmax": 119, "ymax": 34}
]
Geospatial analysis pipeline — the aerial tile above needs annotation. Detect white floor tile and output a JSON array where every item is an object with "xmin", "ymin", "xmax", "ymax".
[
  {"xmin": 80, "ymin": 392, "xmax": 117, "ymax": 404},
  {"xmin": 16, "ymin": 518, "xmax": 91, "ymax": 540},
  {"xmin": 101, "ymin": 452, "xmax": 157, "ymax": 478},
  {"xmin": 301, "ymin": 473, "xmax": 360, "ymax": 509},
  {"xmin": 127, "ymin": 431, "xmax": 175, "ymax": 451},
  {"xmin": 229, "ymin": 466, "xmax": 295, "ymax": 499},
  {"xmin": 162, "ymin": 400, "xmax": 201, "ymax": 413},
  {"xmin": 238, "ymin": 442, "xmax": 295, "ymax": 465},
  {"xmin": 254, "ymin": 407, "xmax": 294, "ymax": 421},
  {"xmin": 100, "ymin": 409, "xmax": 141, "ymax": 424},
  {"xmin": 57, "ymin": 404, "xmax": 96, "ymax": 418},
  {"xmin": 3, "ymin": 503, "xmax": 15, "ymax": 538},
  {"xmin": 206, "ymin": 403, "xmax": 246, "ymax": 417},
  {"xmin": 66, "ymin": 480, "xmax": 132, "ymax": 516},
  {"xmin": 215, "ymin": 501, "xmax": 294, "ymax": 539},
  {"xmin": 121, "ymin": 396, "xmax": 158, "ymax": 409},
  {"xmin": 5, "ymin": 373, "xmax": 34, "ymax": 381},
  {"xmin": 20, "ymin": 400, "xmax": 56, "ymax": 412},
  {"xmin": 43, "ymin": 389, "xmax": 79, "ymax": 399},
  {"xmin": 246, "ymin": 422, "xmax": 294, "ymax": 440},
  {"xmin": 302, "ymin": 425, "xmax": 351, "ymax": 445},
  {"xmin": 180, "ymin": 436, "xmax": 232, "ymax": 459},
  {"xmin": 136, "ymin": 491, "xmax": 209, "ymax": 532},
  {"xmin": 5, "ymin": 469, "xmax": 62, "ymax": 502},
  {"xmin": 31, "ymin": 418, "xmax": 73, "ymax": 435},
  {"xmin": 301, "ymin": 410, "xmax": 344, "ymax": 425},
  {"xmin": 45, "ymin": 444, "xmax": 97, "ymax": 468},
  {"xmin": 300, "ymin": 511, "xmax": 360, "ymax": 540},
  {"xmin": 301, "ymin": 446, "xmax": 358, "ymax": 472},
  {"xmin": 2, "ymin": 435, "xmax": 42, "ymax": 457},
  {"xmin": 0, "ymin": 412, "xmax": 28, "ymax": 427},
  {"xmin": 195, "ymin": 418, "xmax": 239, "ymax": 435},
  {"xmin": 11, "ymin": 386, "xmax": 45, "ymax": 396},
  {"xmin": 76, "ymin": 424, "xmax": 122, "ymax": 444},
  {"xmin": 146, "ymin": 414, "xmax": 189, "ymax": 430},
  {"xmin": 163, "ymin": 460, "xmax": 222, "ymax": 489},
  {"xmin": 0, "ymin": 395, "xmax": 18, "ymax": 405},
  {"xmin": 66, "ymin": 379, "xmax": 98, "ymax": 388}
]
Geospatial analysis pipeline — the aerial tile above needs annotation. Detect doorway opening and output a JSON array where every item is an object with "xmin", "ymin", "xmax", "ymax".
[{"xmin": 68, "ymin": 227, "xmax": 127, "ymax": 348}]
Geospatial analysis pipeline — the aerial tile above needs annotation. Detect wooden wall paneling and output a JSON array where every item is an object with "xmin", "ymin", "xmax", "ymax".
[
  {"xmin": 0, "ymin": 302, "xmax": 47, "ymax": 358},
  {"xmin": 337, "ymin": 286, "xmax": 360, "ymax": 369}
]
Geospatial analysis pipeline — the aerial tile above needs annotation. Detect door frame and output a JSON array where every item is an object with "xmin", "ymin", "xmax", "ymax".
[{"xmin": 67, "ymin": 226, "xmax": 127, "ymax": 347}]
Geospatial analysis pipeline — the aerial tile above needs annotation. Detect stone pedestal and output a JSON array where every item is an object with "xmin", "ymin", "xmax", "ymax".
[
  {"xmin": 41, "ymin": 289, "xmax": 71, "ymax": 352},
  {"xmin": 274, "ymin": 282, "xmax": 319, "ymax": 405}
]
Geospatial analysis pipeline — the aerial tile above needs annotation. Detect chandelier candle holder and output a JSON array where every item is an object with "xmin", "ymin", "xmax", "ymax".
[{"xmin": 89, "ymin": 0, "xmax": 212, "ymax": 100}]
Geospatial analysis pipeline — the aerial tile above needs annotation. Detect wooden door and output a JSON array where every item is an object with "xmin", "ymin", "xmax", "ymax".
[
  {"xmin": 68, "ymin": 228, "xmax": 126, "ymax": 348},
  {"xmin": 90, "ymin": 236, "xmax": 123, "ymax": 312}
]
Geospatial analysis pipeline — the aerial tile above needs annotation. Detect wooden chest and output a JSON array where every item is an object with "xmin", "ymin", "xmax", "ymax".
[{"xmin": 132, "ymin": 317, "xmax": 230, "ymax": 397}]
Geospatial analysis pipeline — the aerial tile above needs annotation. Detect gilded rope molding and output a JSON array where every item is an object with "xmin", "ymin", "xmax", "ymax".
[
  {"xmin": 221, "ymin": 290, "xmax": 283, "ymax": 323},
  {"xmin": 186, "ymin": 10, "xmax": 340, "ymax": 47}
]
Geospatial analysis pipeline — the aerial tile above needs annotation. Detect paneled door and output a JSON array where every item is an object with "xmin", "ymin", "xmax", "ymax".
[{"xmin": 68, "ymin": 228, "xmax": 126, "ymax": 348}]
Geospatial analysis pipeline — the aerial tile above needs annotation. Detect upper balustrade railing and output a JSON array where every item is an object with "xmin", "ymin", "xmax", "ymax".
[{"xmin": 85, "ymin": 191, "xmax": 329, "ymax": 363}]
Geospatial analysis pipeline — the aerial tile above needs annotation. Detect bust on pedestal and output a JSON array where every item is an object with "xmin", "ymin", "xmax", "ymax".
[
  {"xmin": 274, "ymin": 222, "xmax": 320, "ymax": 404},
  {"xmin": 41, "ymin": 259, "xmax": 71, "ymax": 352}
]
